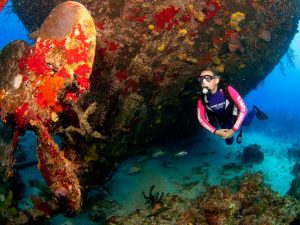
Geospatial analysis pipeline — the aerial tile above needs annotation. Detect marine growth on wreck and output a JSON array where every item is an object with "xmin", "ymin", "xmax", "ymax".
[{"xmin": 0, "ymin": 0, "xmax": 300, "ymax": 224}]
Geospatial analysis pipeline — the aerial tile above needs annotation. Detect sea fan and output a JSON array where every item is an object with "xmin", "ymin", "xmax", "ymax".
[{"xmin": 97, "ymin": 106, "xmax": 107, "ymax": 127}]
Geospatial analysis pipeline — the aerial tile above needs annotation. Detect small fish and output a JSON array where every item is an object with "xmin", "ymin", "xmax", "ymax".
[
  {"xmin": 128, "ymin": 166, "xmax": 143, "ymax": 175},
  {"xmin": 152, "ymin": 150, "xmax": 166, "ymax": 158},
  {"xmin": 136, "ymin": 155, "xmax": 148, "ymax": 163},
  {"xmin": 174, "ymin": 151, "xmax": 188, "ymax": 157},
  {"xmin": 0, "ymin": 194, "xmax": 5, "ymax": 202}
]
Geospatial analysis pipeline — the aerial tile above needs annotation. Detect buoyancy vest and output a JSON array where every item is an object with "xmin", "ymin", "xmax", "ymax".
[{"xmin": 199, "ymin": 86, "xmax": 238, "ymax": 124}]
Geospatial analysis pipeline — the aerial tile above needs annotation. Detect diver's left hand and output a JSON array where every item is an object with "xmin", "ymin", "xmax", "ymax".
[{"xmin": 224, "ymin": 129, "xmax": 235, "ymax": 139}]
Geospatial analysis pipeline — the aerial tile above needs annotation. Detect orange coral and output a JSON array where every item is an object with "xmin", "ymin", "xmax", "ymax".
[{"xmin": 33, "ymin": 74, "xmax": 65, "ymax": 112}]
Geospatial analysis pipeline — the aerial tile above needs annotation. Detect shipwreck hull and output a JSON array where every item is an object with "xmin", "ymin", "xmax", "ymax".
[{"xmin": 1, "ymin": 0, "xmax": 299, "ymax": 185}]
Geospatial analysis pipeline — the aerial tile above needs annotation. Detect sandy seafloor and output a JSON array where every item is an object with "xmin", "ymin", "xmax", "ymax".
[
  {"xmin": 15, "ymin": 116, "xmax": 298, "ymax": 225},
  {"xmin": 106, "ymin": 122, "xmax": 296, "ymax": 215}
]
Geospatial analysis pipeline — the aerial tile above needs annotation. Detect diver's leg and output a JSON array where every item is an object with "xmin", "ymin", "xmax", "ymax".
[
  {"xmin": 242, "ymin": 108, "xmax": 256, "ymax": 126},
  {"xmin": 236, "ymin": 126, "xmax": 243, "ymax": 144}
]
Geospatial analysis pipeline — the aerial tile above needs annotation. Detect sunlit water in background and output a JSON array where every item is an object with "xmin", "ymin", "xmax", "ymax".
[
  {"xmin": 1, "ymin": 1, "xmax": 300, "ymax": 223},
  {"xmin": 0, "ymin": 1, "xmax": 32, "ymax": 48}
]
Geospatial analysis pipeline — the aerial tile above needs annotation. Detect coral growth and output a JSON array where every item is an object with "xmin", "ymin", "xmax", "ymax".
[
  {"xmin": 1, "ymin": 0, "xmax": 300, "ymax": 219},
  {"xmin": 32, "ymin": 119, "xmax": 82, "ymax": 212},
  {"xmin": 142, "ymin": 185, "xmax": 168, "ymax": 211},
  {"xmin": 58, "ymin": 102, "xmax": 105, "ymax": 144},
  {"xmin": 4, "ymin": 0, "xmax": 298, "ymax": 183},
  {"xmin": 0, "ymin": 1, "xmax": 96, "ymax": 214},
  {"xmin": 116, "ymin": 173, "xmax": 300, "ymax": 225},
  {"xmin": 0, "ymin": 191, "xmax": 17, "ymax": 221},
  {"xmin": 0, "ymin": 191, "xmax": 49, "ymax": 224},
  {"xmin": 229, "ymin": 12, "xmax": 245, "ymax": 32},
  {"xmin": 0, "ymin": 0, "xmax": 7, "ymax": 11}
]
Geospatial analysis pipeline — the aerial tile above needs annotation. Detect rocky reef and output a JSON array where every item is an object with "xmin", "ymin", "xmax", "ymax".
[
  {"xmin": 114, "ymin": 173, "xmax": 300, "ymax": 225},
  {"xmin": 0, "ymin": 0, "xmax": 299, "ymax": 216},
  {"xmin": 241, "ymin": 143, "xmax": 264, "ymax": 164}
]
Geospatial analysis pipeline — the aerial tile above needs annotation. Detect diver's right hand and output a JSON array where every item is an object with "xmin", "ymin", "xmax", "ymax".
[{"xmin": 214, "ymin": 129, "xmax": 229, "ymax": 139}]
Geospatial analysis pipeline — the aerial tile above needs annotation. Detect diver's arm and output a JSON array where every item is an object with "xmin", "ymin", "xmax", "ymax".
[
  {"xmin": 227, "ymin": 85, "xmax": 248, "ymax": 131},
  {"xmin": 197, "ymin": 99, "xmax": 217, "ymax": 134}
]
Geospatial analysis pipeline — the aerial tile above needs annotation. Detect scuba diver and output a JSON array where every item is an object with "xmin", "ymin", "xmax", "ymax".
[{"xmin": 197, "ymin": 67, "xmax": 268, "ymax": 145}]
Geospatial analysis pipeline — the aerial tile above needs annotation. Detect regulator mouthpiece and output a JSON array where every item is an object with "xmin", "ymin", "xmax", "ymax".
[{"xmin": 202, "ymin": 87, "xmax": 209, "ymax": 94}]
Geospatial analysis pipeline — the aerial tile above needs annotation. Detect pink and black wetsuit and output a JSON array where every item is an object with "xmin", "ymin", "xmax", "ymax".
[{"xmin": 197, "ymin": 85, "xmax": 249, "ymax": 145}]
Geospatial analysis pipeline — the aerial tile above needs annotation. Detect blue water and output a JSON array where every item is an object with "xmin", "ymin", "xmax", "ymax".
[
  {"xmin": 246, "ymin": 54, "xmax": 300, "ymax": 119},
  {"xmin": 1, "ymin": 1, "xmax": 300, "ymax": 223},
  {"xmin": 0, "ymin": 1, "xmax": 32, "ymax": 49}
]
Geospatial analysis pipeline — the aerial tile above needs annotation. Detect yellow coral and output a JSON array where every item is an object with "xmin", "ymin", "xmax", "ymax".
[
  {"xmin": 148, "ymin": 24, "xmax": 155, "ymax": 30},
  {"xmin": 178, "ymin": 53, "xmax": 187, "ymax": 60},
  {"xmin": 157, "ymin": 44, "xmax": 165, "ymax": 52},
  {"xmin": 231, "ymin": 12, "xmax": 245, "ymax": 22},
  {"xmin": 51, "ymin": 112, "xmax": 59, "ymax": 122},
  {"xmin": 178, "ymin": 29, "xmax": 188, "ymax": 36},
  {"xmin": 188, "ymin": 4, "xmax": 205, "ymax": 22},
  {"xmin": 186, "ymin": 57, "xmax": 198, "ymax": 64},
  {"xmin": 194, "ymin": 11, "xmax": 205, "ymax": 22},
  {"xmin": 230, "ymin": 12, "xmax": 245, "ymax": 32},
  {"xmin": 212, "ymin": 56, "xmax": 221, "ymax": 65},
  {"xmin": 215, "ymin": 64, "xmax": 225, "ymax": 73}
]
